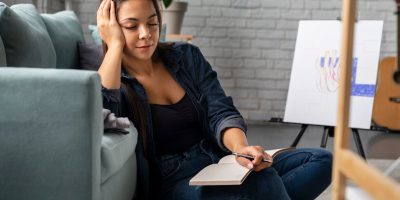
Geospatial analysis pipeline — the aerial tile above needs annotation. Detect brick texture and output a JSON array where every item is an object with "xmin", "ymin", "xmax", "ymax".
[{"xmin": 7, "ymin": 0, "xmax": 396, "ymax": 123}]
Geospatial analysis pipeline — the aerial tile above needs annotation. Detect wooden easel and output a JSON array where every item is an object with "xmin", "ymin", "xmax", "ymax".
[{"xmin": 333, "ymin": 0, "xmax": 400, "ymax": 199}]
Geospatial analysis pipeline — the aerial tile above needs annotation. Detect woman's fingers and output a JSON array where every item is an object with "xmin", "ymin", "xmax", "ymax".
[
  {"xmin": 97, "ymin": 0, "xmax": 124, "ymax": 46},
  {"xmin": 235, "ymin": 156, "xmax": 254, "ymax": 170},
  {"xmin": 253, "ymin": 161, "xmax": 271, "ymax": 172},
  {"xmin": 102, "ymin": 0, "xmax": 111, "ymax": 21},
  {"xmin": 97, "ymin": 0, "xmax": 106, "ymax": 21},
  {"xmin": 254, "ymin": 151, "xmax": 273, "ymax": 171},
  {"xmin": 98, "ymin": 0, "xmax": 106, "ymax": 13},
  {"xmin": 234, "ymin": 146, "xmax": 273, "ymax": 171},
  {"xmin": 110, "ymin": 0, "xmax": 117, "ymax": 23}
]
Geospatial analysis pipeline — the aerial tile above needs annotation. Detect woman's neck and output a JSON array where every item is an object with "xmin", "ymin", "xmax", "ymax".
[{"xmin": 122, "ymin": 56, "xmax": 157, "ymax": 78}]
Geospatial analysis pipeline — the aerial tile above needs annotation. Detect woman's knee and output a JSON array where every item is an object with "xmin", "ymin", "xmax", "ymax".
[
  {"xmin": 312, "ymin": 148, "xmax": 333, "ymax": 168},
  {"xmin": 310, "ymin": 148, "xmax": 333, "ymax": 184},
  {"xmin": 245, "ymin": 168, "xmax": 291, "ymax": 199}
]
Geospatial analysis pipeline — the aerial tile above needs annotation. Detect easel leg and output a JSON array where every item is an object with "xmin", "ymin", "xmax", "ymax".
[
  {"xmin": 291, "ymin": 124, "xmax": 308, "ymax": 147},
  {"xmin": 352, "ymin": 128, "xmax": 366, "ymax": 159},
  {"xmin": 320, "ymin": 126, "xmax": 331, "ymax": 148}
]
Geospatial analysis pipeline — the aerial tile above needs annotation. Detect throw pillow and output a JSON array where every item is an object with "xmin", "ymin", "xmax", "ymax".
[
  {"xmin": 89, "ymin": 24, "xmax": 102, "ymax": 45},
  {"xmin": 41, "ymin": 11, "xmax": 85, "ymax": 69},
  {"xmin": 0, "ymin": 36, "xmax": 6, "ymax": 66},
  {"xmin": 0, "ymin": 3, "xmax": 56, "ymax": 68},
  {"xmin": 78, "ymin": 42, "xmax": 103, "ymax": 71}
]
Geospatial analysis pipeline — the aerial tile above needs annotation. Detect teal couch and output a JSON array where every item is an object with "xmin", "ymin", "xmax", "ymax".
[{"xmin": 0, "ymin": 3, "xmax": 137, "ymax": 200}]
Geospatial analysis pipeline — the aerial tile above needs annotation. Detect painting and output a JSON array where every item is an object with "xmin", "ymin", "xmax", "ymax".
[{"xmin": 284, "ymin": 20, "xmax": 383, "ymax": 129}]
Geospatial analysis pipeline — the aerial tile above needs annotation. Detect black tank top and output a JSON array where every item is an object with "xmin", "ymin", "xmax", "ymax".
[{"xmin": 150, "ymin": 94, "xmax": 203, "ymax": 155}]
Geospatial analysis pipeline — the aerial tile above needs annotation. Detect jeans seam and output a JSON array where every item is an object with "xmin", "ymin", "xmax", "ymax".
[{"xmin": 199, "ymin": 140, "xmax": 219, "ymax": 163}]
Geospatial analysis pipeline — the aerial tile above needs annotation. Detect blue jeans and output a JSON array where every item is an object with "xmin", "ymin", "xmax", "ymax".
[{"xmin": 155, "ymin": 140, "xmax": 332, "ymax": 200}]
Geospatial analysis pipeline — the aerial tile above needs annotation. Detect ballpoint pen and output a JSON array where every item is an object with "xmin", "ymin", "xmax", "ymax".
[{"xmin": 232, "ymin": 152, "xmax": 273, "ymax": 163}]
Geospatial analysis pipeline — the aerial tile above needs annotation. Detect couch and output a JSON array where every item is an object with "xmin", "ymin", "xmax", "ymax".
[{"xmin": 0, "ymin": 3, "xmax": 137, "ymax": 200}]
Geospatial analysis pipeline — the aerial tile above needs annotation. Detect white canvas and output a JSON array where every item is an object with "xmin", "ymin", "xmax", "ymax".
[{"xmin": 284, "ymin": 20, "xmax": 383, "ymax": 129}]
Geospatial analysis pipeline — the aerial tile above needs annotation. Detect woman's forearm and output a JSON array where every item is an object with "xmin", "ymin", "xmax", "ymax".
[
  {"xmin": 98, "ymin": 45, "xmax": 123, "ymax": 89},
  {"xmin": 222, "ymin": 128, "xmax": 248, "ymax": 152}
]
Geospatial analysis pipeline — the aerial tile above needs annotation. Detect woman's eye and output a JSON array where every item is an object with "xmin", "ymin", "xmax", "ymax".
[
  {"xmin": 148, "ymin": 23, "xmax": 159, "ymax": 26},
  {"xmin": 125, "ymin": 26, "xmax": 137, "ymax": 30}
]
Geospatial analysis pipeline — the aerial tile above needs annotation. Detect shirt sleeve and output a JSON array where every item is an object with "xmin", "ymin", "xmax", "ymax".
[
  {"xmin": 191, "ymin": 46, "xmax": 247, "ymax": 153},
  {"xmin": 102, "ymin": 86, "xmax": 123, "ymax": 117}
]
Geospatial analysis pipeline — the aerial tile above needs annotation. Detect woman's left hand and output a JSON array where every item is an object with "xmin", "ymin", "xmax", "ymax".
[{"xmin": 233, "ymin": 145, "xmax": 273, "ymax": 172}]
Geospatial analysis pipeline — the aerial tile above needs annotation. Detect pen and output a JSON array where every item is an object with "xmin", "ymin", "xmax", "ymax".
[{"xmin": 232, "ymin": 152, "xmax": 273, "ymax": 163}]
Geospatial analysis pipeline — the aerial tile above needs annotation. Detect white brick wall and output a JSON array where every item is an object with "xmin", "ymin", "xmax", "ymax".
[
  {"xmin": 180, "ymin": 0, "xmax": 397, "ymax": 122},
  {"xmin": 4, "ymin": 0, "xmax": 397, "ymax": 123}
]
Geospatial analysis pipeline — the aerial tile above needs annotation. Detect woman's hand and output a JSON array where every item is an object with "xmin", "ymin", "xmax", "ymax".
[
  {"xmin": 97, "ymin": 0, "xmax": 125, "ymax": 49},
  {"xmin": 233, "ymin": 145, "xmax": 273, "ymax": 172}
]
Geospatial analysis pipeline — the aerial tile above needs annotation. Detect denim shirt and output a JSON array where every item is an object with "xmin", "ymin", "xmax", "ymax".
[{"xmin": 102, "ymin": 42, "xmax": 247, "ymax": 199}]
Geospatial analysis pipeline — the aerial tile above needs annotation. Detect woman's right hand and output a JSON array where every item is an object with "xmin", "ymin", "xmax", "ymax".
[{"xmin": 97, "ymin": 0, "xmax": 125, "ymax": 49}]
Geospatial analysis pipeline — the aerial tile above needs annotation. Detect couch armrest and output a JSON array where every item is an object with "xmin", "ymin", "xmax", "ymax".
[
  {"xmin": 0, "ymin": 67, "xmax": 102, "ymax": 200},
  {"xmin": 101, "ymin": 122, "xmax": 137, "ymax": 183}
]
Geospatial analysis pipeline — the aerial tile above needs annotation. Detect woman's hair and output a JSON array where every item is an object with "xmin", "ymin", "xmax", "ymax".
[{"xmin": 100, "ymin": 0, "xmax": 168, "ymax": 156}]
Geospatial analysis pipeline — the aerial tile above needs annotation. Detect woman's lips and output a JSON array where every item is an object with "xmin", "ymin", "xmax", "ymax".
[{"xmin": 137, "ymin": 44, "xmax": 153, "ymax": 48}]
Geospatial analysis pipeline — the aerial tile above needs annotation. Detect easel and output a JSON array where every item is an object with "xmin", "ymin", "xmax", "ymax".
[
  {"xmin": 289, "ymin": 124, "xmax": 366, "ymax": 159},
  {"xmin": 333, "ymin": 0, "xmax": 400, "ymax": 199},
  {"xmin": 269, "ymin": 117, "xmax": 367, "ymax": 159}
]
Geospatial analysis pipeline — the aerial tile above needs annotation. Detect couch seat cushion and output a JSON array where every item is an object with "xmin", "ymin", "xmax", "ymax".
[
  {"xmin": 41, "ymin": 11, "xmax": 84, "ymax": 69},
  {"xmin": 0, "ymin": 3, "xmax": 56, "ymax": 68},
  {"xmin": 101, "ymin": 124, "xmax": 138, "ymax": 183}
]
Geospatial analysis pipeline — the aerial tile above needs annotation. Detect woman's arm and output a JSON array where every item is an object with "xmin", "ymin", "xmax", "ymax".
[
  {"xmin": 97, "ymin": 0, "xmax": 125, "ymax": 89},
  {"xmin": 222, "ymin": 127, "xmax": 272, "ymax": 172},
  {"xmin": 190, "ymin": 44, "xmax": 272, "ymax": 171},
  {"xmin": 97, "ymin": 0, "xmax": 126, "ymax": 115}
]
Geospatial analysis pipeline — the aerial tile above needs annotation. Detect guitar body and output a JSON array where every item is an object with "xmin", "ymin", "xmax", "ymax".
[{"xmin": 372, "ymin": 57, "xmax": 400, "ymax": 130}]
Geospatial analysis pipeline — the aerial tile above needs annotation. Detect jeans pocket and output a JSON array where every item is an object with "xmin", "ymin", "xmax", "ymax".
[{"xmin": 159, "ymin": 157, "xmax": 182, "ymax": 180}]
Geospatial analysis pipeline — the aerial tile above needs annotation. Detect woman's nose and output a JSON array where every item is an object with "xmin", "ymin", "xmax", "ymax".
[{"xmin": 138, "ymin": 25, "xmax": 151, "ymax": 40}]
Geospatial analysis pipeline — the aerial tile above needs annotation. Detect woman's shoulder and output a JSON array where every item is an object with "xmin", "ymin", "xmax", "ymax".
[
  {"xmin": 169, "ymin": 42, "xmax": 201, "ymax": 56},
  {"xmin": 159, "ymin": 42, "xmax": 203, "ymax": 66}
]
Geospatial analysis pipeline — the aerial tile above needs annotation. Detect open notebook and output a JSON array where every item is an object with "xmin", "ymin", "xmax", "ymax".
[{"xmin": 189, "ymin": 147, "xmax": 294, "ymax": 186}]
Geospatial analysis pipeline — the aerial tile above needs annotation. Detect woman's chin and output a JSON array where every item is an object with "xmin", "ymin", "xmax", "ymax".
[{"xmin": 124, "ymin": 49, "xmax": 155, "ymax": 61}]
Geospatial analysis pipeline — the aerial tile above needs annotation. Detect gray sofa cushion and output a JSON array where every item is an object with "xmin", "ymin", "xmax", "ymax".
[
  {"xmin": 88, "ymin": 24, "xmax": 102, "ymax": 45},
  {"xmin": 0, "ymin": 35, "xmax": 6, "ymax": 66},
  {"xmin": 101, "ymin": 154, "xmax": 137, "ymax": 200},
  {"xmin": 41, "ymin": 11, "xmax": 85, "ymax": 69},
  {"xmin": 0, "ymin": 3, "xmax": 56, "ymax": 68},
  {"xmin": 101, "ymin": 123, "xmax": 138, "ymax": 183},
  {"xmin": 78, "ymin": 42, "xmax": 103, "ymax": 71}
]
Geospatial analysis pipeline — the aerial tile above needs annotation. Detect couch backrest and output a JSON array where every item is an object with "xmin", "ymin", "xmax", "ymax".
[
  {"xmin": 0, "ymin": 3, "xmax": 85, "ymax": 69},
  {"xmin": 0, "ymin": 35, "xmax": 6, "ymax": 66},
  {"xmin": 41, "ymin": 11, "xmax": 85, "ymax": 69},
  {"xmin": 0, "ymin": 3, "xmax": 56, "ymax": 68}
]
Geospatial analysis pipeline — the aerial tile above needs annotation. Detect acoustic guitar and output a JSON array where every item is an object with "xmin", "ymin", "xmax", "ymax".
[{"xmin": 372, "ymin": 0, "xmax": 400, "ymax": 131}]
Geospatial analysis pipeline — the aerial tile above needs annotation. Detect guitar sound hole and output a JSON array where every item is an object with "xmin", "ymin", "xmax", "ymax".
[
  {"xmin": 393, "ymin": 70, "xmax": 400, "ymax": 84},
  {"xmin": 389, "ymin": 97, "xmax": 400, "ymax": 103}
]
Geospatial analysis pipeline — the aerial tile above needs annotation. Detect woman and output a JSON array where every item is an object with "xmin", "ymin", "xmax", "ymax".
[{"xmin": 97, "ymin": 0, "xmax": 332, "ymax": 199}]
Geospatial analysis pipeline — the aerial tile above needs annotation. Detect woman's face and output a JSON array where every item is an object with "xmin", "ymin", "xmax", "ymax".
[{"xmin": 117, "ymin": 0, "xmax": 159, "ymax": 61}]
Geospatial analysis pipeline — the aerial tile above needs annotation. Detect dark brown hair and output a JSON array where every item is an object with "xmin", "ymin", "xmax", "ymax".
[{"xmin": 100, "ymin": 0, "xmax": 166, "ymax": 156}]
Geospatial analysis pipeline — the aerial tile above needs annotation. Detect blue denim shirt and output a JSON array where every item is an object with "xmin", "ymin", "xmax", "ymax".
[{"xmin": 102, "ymin": 42, "xmax": 247, "ymax": 199}]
